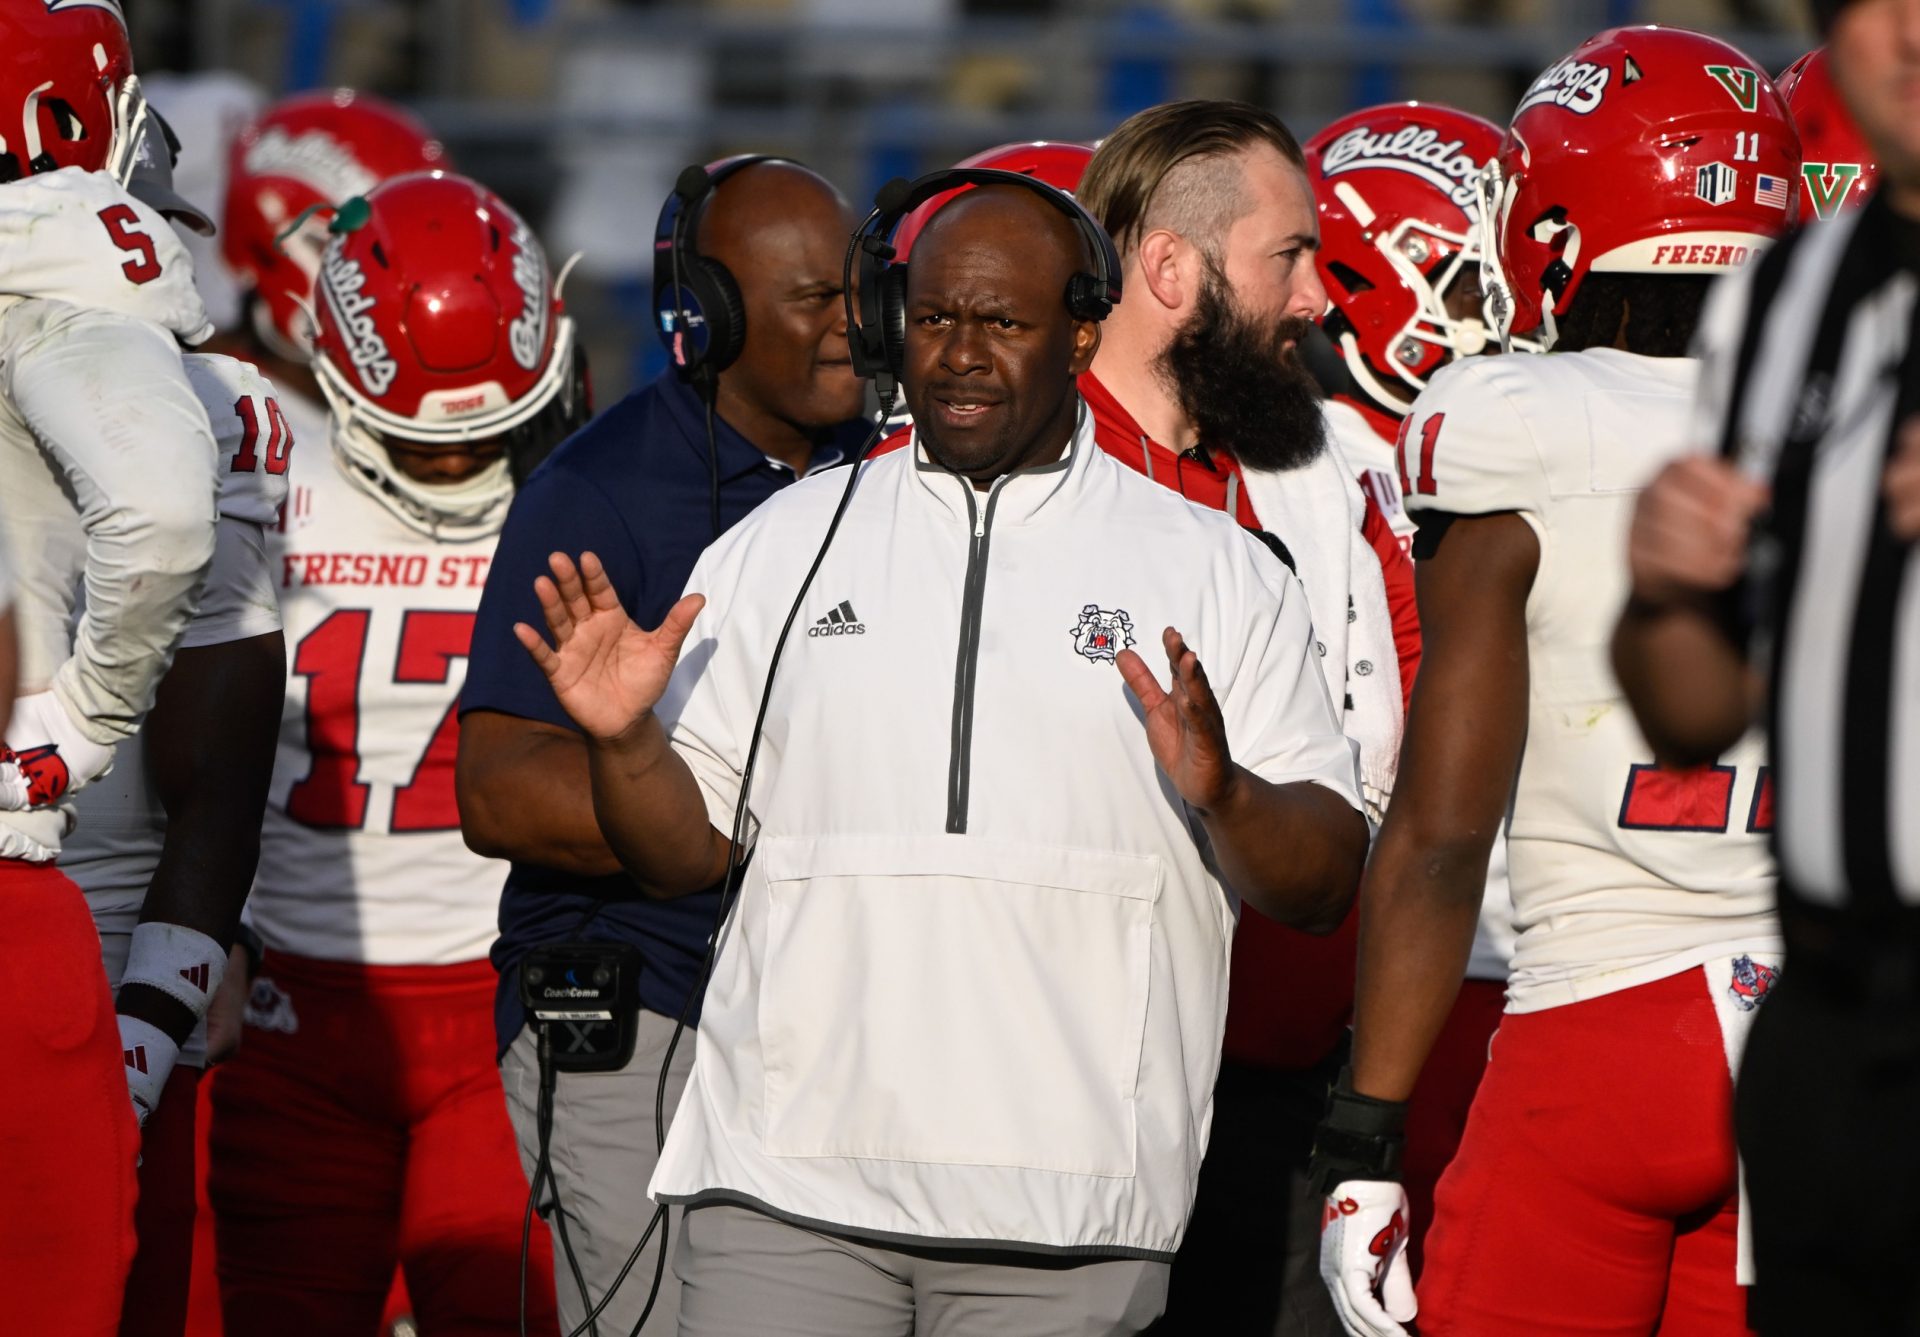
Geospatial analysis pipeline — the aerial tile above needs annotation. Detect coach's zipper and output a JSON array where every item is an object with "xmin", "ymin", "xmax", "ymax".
[{"xmin": 945, "ymin": 476, "xmax": 1009, "ymax": 834}]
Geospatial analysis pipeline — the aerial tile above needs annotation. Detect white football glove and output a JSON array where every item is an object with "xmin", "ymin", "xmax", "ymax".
[
  {"xmin": 1320, "ymin": 1179, "xmax": 1415, "ymax": 1337},
  {"xmin": 0, "ymin": 691, "xmax": 114, "ymax": 809},
  {"xmin": 0, "ymin": 806, "xmax": 67, "ymax": 862}
]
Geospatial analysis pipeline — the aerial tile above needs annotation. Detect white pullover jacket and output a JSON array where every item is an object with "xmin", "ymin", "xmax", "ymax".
[{"xmin": 649, "ymin": 401, "xmax": 1363, "ymax": 1259}]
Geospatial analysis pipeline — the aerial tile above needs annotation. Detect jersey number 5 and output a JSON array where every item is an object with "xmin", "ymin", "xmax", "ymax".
[
  {"xmin": 97, "ymin": 205, "xmax": 161, "ymax": 285},
  {"xmin": 285, "ymin": 609, "xmax": 474, "ymax": 832},
  {"xmin": 1396, "ymin": 412, "xmax": 1443, "ymax": 499}
]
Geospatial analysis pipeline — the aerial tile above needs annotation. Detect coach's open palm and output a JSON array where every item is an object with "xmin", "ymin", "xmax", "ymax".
[
  {"xmin": 1118, "ymin": 626, "xmax": 1237, "ymax": 813},
  {"xmin": 515, "ymin": 551, "xmax": 705, "ymax": 744}
]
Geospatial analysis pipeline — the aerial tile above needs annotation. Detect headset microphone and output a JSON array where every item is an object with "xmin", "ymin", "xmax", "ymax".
[
  {"xmin": 872, "ymin": 176, "xmax": 913, "ymax": 216},
  {"xmin": 673, "ymin": 164, "xmax": 712, "ymax": 206}
]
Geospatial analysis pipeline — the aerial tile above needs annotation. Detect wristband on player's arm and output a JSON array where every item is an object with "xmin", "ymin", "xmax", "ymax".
[{"xmin": 1308, "ymin": 1065, "xmax": 1409, "ymax": 1196}]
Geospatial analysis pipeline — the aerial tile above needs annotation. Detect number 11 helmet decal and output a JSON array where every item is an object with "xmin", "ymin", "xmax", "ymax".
[
  {"xmin": 1480, "ymin": 26, "xmax": 1800, "ymax": 349},
  {"xmin": 310, "ymin": 171, "xmax": 588, "ymax": 541}
]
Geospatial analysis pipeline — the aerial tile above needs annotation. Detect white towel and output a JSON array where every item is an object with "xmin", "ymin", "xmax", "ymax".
[
  {"xmin": 1705, "ymin": 951, "xmax": 1783, "ymax": 1286},
  {"xmin": 1239, "ymin": 436, "xmax": 1403, "ymax": 821}
]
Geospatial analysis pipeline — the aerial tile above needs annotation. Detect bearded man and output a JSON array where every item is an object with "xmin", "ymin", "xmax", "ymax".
[{"xmin": 1077, "ymin": 101, "xmax": 1419, "ymax": 1336}]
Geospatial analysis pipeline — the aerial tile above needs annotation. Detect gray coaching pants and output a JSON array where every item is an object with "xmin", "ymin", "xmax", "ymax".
[
  {"xmin": 673, "ymin": 1202, "xmax": 1170, "ymax": 1337},
  {"xmin": 502, "ymin": 1009, "xmax": 696, "ymax": 1336}
]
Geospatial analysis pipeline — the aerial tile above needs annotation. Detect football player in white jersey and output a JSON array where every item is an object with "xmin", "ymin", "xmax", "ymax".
[
  {"xmin": 64, "ymin": 348, "xmax": 289, "ymax": 1337},
  {"xmin": 1316, "ymin": 28, "xmax": 1798, "ymax": 1337},
  {"xmin": 0, "ymin": 0, "xmax": 229, "ymax": 1328},
  {"xmin": 205, "ymin": 170, "xmax": 587, "ymax": 1336},
  {"xmin": 51, "ymin": 120, "xmax": 294, "ymax": 1337},
  {"xmin": 1300, "ymin": 99, "xmax": 1519, "ymax": 1285}
]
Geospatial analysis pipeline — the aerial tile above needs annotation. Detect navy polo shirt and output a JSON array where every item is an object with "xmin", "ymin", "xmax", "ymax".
[{"xmin": 465, "ymin": 370, "xmax": 868, "ymax": 1052}]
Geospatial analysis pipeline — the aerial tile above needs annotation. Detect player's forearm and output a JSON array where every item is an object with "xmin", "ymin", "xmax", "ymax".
[
  {"xmin": 124, "ymin": 631, "xmax": 285, "ymax": 1041},
  {"xmin": 586, "ymin": 714, "xmax": 732, "ymax": 897},
  {"xmin": 1203, "ymin": 771, "xmax": 1368, "ymax": 933},
  {"xmin": 455, "ymin": 711, "xmax": 623, "ymax": 876},
  {"xmin": 141, "ymin": 632, "xmax": 286, "ymax": 943},
  {"xmin": 1348, "ymin": 827, "xmax": 1490, "ymax": 1103},
  {"xmin": 1612, "ymin": 599, "xmax": 1759, "ymax": 767}
]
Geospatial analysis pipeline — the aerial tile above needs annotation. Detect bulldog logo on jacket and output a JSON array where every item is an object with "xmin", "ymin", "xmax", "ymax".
[{"xmin": 1071, "ymin": 605, "xmax": 1135, "ymax": 664}]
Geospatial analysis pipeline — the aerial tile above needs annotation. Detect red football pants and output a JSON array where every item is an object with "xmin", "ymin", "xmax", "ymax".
[
  {"xmin": 1418, "ymin": 967, "xmax": 1749, "ymax": 1337},
  {"xmin": 207, "ymin": 952, "xmax": 556, "ymax": 1336},
  {"xmin": 0, "ymin": 859, "xmax": 139, "ymax": 1336},
  {"xmin": 1401, "ymin": 976, "xmax": 1505, "ymax": 1281}
]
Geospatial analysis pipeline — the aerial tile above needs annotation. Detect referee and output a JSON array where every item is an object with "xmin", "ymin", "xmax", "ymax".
[{"xmin": 1612, "ymin": 2, "xmax": 1920, "ymax": 1332}]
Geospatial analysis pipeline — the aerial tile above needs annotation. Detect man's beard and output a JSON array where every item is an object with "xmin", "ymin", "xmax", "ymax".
[{"xmin": 1154, "ymin": 269, "xmax": 1329, "ymax": 473}]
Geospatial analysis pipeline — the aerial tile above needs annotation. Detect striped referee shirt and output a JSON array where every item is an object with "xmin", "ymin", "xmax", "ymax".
[{"xmin": 1697, "ymin": 191, "xmax": 1920, "ymax": 916}]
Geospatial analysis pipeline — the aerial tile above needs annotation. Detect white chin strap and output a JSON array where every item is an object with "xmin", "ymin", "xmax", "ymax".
[
  {"xmin": 1474, "ymin": 161, "xmax": 1522, "ymax": 352},
  {"xmin": 106, "ymin": 76, "xmax": 146, "ymax": 186}
]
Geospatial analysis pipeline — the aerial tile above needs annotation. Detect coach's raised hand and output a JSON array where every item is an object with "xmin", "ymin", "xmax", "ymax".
[
  {"xmin": 516, "ymin": 552, "xmax": 704, "ymax": 744},
  {"xmin": 1120, "ymin": 626, "xmax": 1366, "ymax": 933},
  {"xmin": 516, "ymin": 551, "xmax": 729, "ymax": 896}
]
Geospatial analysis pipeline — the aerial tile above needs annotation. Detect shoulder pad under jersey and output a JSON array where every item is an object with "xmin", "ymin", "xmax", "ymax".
[
  {"xmin": 183, "ymin": 354, "xmax": 293, "ymax": 525},
  {"xmin": 1396, "ymin": 355, "xmax": 1550, "ymax": 522},
  {"xmin": 0, "ymin": 169, "xmax": 213, "ymax": 346}
]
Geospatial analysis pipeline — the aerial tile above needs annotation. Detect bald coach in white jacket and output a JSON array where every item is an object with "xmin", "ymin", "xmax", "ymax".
[{"xmin": 518, "ymin": 181, "xmax": 1369, "ymax": 1336}]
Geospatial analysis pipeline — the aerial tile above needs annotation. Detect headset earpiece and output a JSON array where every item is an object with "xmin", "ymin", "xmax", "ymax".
[
  {"xmin": 879, "ymin": 263, "xmax": 910, "ymax": 382},
  {"xmin": 651, "ymin": 155, "xmax": 796, "ymax": 392},
  {"xmin": 1064, "ymin": 273, "xmax": 1113, "ymax": 323},
  {"xmin": 691, "ymin": 254, "xmax": 748, "ymax": 373}
]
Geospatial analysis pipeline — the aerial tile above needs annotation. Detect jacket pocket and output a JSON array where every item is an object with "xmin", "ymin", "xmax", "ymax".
[{"xmin": 756, "ymin": 834, "xmax": 1162, "ymax": 1179}]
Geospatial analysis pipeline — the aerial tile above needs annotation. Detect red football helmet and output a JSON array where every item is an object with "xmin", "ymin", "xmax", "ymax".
[
  {"xmin": 890, "ymin": 140, "xmax": 1095, "ymax": 259},
  {"xmin": 1777, "ymin": 48, "xmax": 1878, "ymax": 221},
  {"xmin": 310, "ymin": 171, "xmax": 585, "ymax": 539},
  {"xmin": 1306, "ymin": 102, "xmax": 1504, "ymax": 411},
  {"xmin": 223, "ymin": 90, "xmax": 447, "ymax": 361},
  {"xmin": 0, "ymin": 0, "xmax": 145, "ymax": 184},
  {"xmin": 1482, "ymin": 26, "xmax": 1800, "ymax": 348}
]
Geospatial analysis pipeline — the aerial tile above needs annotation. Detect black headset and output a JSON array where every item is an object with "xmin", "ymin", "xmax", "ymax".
[
  {"xmin": 652, "ymin": 154, "xmax": 804, "ymax": 537},
  {"xmin": 844, "ymin": 167, "xmax": 1123, "ymax": 407},
  {"xmin": 652, "ymin": 154, "xmax": 798, "ymax": 394}
]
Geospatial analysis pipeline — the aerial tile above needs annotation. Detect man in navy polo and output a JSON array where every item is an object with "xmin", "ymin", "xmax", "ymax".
[{"xmin": 455, "ymin": 158, "xmax": 869, "ymax": 1335}]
